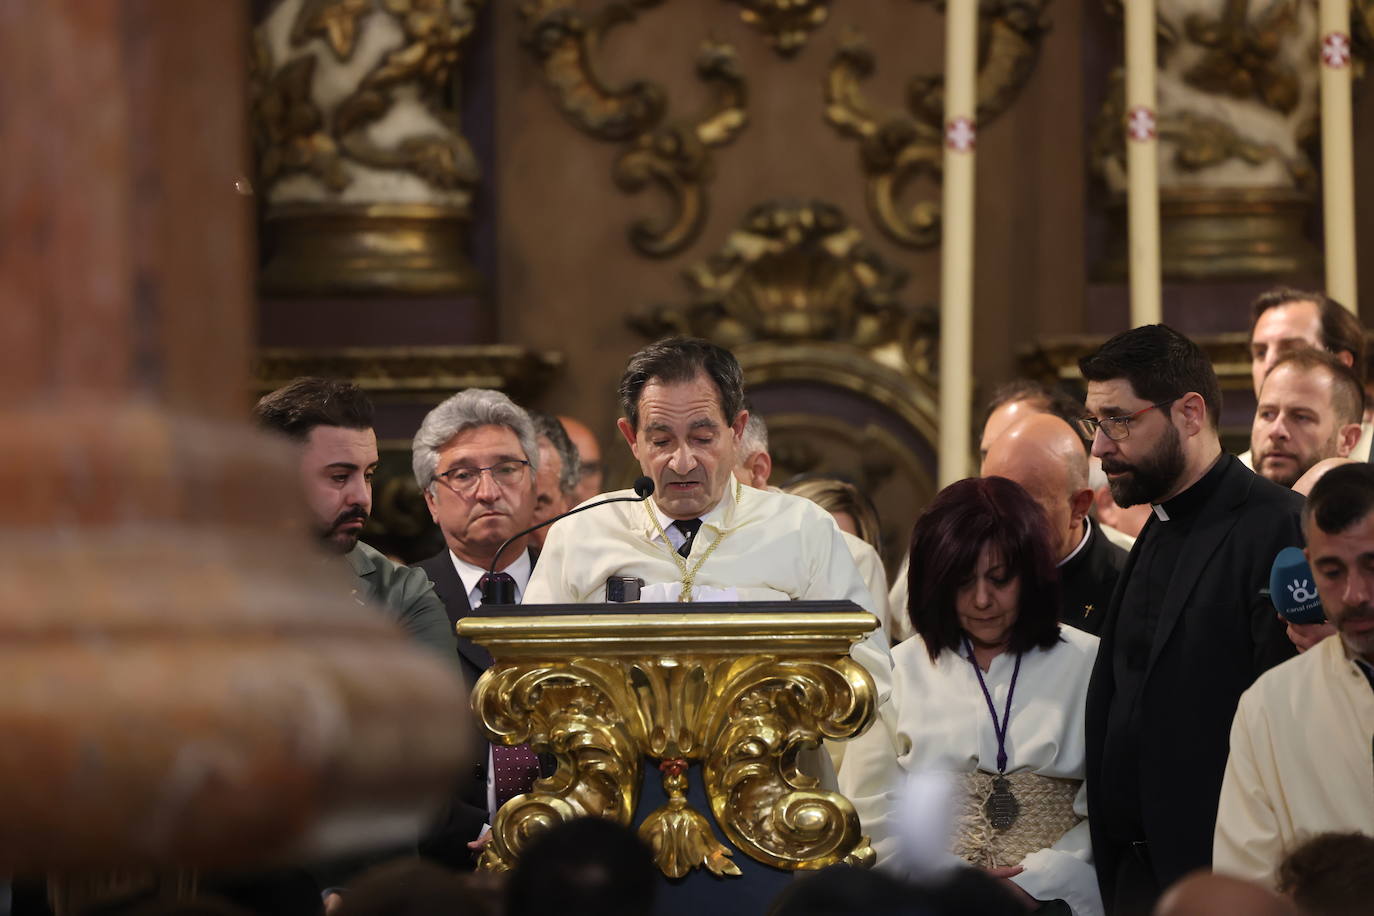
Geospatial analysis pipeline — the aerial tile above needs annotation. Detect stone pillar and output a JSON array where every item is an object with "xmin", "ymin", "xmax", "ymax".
[{"xmin": 0, "ymin": 0, "xmax": 467, "ymax": 874}]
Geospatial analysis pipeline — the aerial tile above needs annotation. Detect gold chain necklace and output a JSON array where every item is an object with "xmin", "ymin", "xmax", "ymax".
[{"xmin": 643, "ymin": 481, "xmax": 739, "ymax": 602}]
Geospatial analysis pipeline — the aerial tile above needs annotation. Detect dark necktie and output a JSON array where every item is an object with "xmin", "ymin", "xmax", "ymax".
[
  {"xmin": 477, "ymin": 571, "xmax": 516, "ymax": 605},
  {"xmin": 672, "ymin": 519, "xmax": 702, "ymax": 558}
]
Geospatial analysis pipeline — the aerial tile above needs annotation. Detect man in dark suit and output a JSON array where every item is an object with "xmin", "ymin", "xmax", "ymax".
[
  {"xmin": 981, "ymin": 412, "xmax": 1127, "ymax": 635},
  {"xmin": 1079, "ymin": 325, "xmax": 1303, "ymax": 914},
  {"xmin": 409, "ymin": 388, "xmax": 542, "ymax": 868}
]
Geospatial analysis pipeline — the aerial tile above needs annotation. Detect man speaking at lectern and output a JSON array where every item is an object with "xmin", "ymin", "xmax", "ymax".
[{"xmin": 524, "ymin": 336, "xmax": 891, "ymax": 697}]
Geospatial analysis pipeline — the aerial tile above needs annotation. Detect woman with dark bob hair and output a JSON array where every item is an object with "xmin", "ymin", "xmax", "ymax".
[{"xmin": 839, "ymin": 477, "xmax": 1102, "ymax": 916}]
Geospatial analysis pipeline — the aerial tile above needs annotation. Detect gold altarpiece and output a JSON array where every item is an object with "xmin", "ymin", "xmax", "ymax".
[{"xmin": 458, "ymin": 603, "xmax": 879, "ymax": 877}]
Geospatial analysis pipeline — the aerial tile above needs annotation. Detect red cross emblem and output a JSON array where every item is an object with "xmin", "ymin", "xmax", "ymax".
[
  {"xmin": 1127, "ymin": 106, "xmax": 1157, "ymax": 142},
  {"xmin": 945, "ymin": 117, "xmax": 976, "ymax": 153},
  {"xmin": 1323, "ymin": 32, "xmax": 1351, "ymax": 68}
]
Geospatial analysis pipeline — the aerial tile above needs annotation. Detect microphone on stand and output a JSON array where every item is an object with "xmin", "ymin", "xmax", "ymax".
[{"xmin": 480, "ymin": 476, "xmax": 656, "ymax": 605}]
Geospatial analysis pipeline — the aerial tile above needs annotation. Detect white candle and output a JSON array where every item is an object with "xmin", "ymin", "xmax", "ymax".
[
  {"xmin": 1125, "ymin": 0, "xmax": 1162, "ymax": 327},
  {"xmin": 939, "ymin": 0, "xmax": 978, "ymax": 487},
  {"xmin": 1319, "ymin": 0, "xmax": 1358, "ymax": 311}
]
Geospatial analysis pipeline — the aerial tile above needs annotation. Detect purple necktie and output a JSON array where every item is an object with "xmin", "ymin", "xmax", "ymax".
[{"xmin": 492, "ymin": 743, "xmax": 541, "ymax": 809}]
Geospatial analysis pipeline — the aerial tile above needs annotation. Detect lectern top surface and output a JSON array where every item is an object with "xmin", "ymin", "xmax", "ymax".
[{"xmin": 469, "ymin": 599, "xmax": 867, "ymax": 617}]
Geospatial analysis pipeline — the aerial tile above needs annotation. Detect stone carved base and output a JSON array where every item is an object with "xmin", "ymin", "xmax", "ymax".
[
  {"xmin": 260, "ymin": 203, "xmax": 481, "ymax": 296},
  {"xmin": 1100, "ymin": 188, "xmax": 1320, "ymax": 281},
  {"xmin": 459, "ymin": 607, "xmax": 878, "ymax": 878}
]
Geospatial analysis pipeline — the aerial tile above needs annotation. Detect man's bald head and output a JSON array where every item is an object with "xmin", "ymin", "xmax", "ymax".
[
  {"xmin": 1154, "ymin": 872, "xmax": 1296, "ymax": 916},
  {"xmin": 982, "ymin": 414, "xmax": 1093, "ymax": 561}
]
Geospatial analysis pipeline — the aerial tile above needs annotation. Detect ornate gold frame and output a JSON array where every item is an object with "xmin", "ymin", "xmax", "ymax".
[{"xmin": 461, "ymin": 609, "xmax": 878, "ymax": 877}]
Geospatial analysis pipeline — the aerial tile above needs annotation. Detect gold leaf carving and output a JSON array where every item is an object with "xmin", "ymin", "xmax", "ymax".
[
  {"xmin": 290, "ymin": 0, "xmax": 375, "ymax": 61},
  {"xmin": 702, "ymin": 659, "xmax": 874, "ymax": 868},
  {"xmin": 251, "ymin": 38, "xmax": 350, "ymax": 192},
  {"xmin": 639, "ymin": 760, "xmax": 742, "ymax": 878},
  {"xmin": 1182, "ymin": 0, "xmax": 1300, "ymax": 114},
  {"xmin": 472, "ymin": 661, "xmax": 643, "ymax": 871},
  {"xmin": 333, "ymin": 0, "xmax": 484, "ymax": 190},
  {"xmin": 727, "ymin": 0, "xmax": 831, "ymax": 58},
  {"xmin": 519, "ymin": 1, "xmax": 748, "ymax": 257},
  {"xmin": 460, "ymin": 609, "xmax": 877, "ymax": 877},
  {"xmin": 632, "ymin": 199, "xmax": 938, "ymax": 377},
  {"xmin": 824, "ymin": 1, "xmax": 1050, "ymax": 249}
]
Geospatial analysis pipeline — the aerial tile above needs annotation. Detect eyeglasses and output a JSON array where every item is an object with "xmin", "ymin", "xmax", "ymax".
[
  {"xmin": 1081, "ymin": 400, "xmax": 1176, "ymax": 442},
  {"xmin": 434, "ymin": 459, "xmax": 531, "ymax": 494}
]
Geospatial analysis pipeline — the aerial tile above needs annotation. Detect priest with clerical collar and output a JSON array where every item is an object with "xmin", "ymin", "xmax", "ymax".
[
  {"xmin": 523, "ymin": 336, "xmax": 891, "ymax": 694},
  {"xmin": 1077, "ymin": 324, "xmax": 1304, "ymax": 915}
]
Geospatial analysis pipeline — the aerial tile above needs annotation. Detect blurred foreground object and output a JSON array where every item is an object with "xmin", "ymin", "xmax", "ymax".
[{"xmin": 0, "ymin": 0, "xmax": 467, "ymax": 875}]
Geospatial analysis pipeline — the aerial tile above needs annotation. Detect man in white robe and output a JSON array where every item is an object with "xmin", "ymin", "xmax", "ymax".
[
  {"xmin": 524, "ymin": 338, "xmax": 891, "ymax": 699},
  {"xmin": 1213, "ymin": 463, "xmax": 1374, "ymax": 886}
]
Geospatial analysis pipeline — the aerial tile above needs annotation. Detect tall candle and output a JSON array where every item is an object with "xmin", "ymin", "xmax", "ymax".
[
  {"xmin": 1319, "ymin": 0, "xmax": 1358, "ymax": 311},
  {"xmin": 1125, "ymin": 0, "xmax": 1162, "ymax": 327},
  {"xmin": 939, "ymin": 0, "xmax": 978, "ymax": 487}
]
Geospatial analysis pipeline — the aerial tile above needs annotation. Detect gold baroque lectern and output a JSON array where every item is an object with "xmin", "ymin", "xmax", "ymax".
[{"xmin": 458, "ymin": 603, "xmax": 879, "ymax": 878}]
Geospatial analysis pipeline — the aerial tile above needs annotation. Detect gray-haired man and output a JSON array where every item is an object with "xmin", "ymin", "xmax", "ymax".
[{"xmin": 412, "ymin": 388, "xmax": 544, "ymax": 866}]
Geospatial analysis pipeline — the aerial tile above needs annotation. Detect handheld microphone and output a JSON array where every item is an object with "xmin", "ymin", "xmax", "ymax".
[
  {"xmin": 1269, "ymin": 546, "xmax": 1326, "ymax": 625},
  {"xmin": 480, "ymin": 476, "xmax": 655, "ymax": 605}
]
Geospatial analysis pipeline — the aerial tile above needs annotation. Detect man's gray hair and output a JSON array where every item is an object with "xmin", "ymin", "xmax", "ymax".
[
  {"xmin": 412, "ymin": 388, "xmax": 540, "ymax": 494},
  {"xmin": 740, "ymin": 411, "xmax": 769, "ymax": 459},
  {"xmin": 530, "ymin": 411, "xmax": 581, "ymax": 498}
]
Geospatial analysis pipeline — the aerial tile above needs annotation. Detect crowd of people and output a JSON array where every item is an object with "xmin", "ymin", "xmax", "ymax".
[{"xmin": 59, "ymin": 287, "xmax": 1370, "ymax": 916}]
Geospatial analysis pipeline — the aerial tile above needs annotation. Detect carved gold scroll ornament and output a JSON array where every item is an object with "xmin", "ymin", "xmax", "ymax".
[
  {"xmin": 461, "ymin": 608, "xmax": 878, "ymax": 878},
  {"xmin": 518, "ymin": 0, "xmax": 748, "ymax": 257}
]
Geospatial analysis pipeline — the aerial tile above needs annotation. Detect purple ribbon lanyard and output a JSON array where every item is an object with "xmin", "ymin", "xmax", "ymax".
[{"xmin": 962, "ymin": 636, "xmax": 1022, "ymax": 775}]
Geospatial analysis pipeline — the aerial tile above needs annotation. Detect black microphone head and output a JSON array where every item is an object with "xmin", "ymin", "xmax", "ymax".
[{"xmin": 633, "ymin": 476, "xmax": 655, "ymax": 498}]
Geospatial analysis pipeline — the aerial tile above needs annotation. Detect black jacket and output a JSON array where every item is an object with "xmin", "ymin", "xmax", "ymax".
[
  {"xmin": 413, "ymin": 547, "xmax": 542, "ymax": 868},
  {"xmin": 1085, "ymin": 454, "xmax": 1302, "ymax": 901},
  {"xmin": 1059, "ymin": 518, "xmax": 1128, "ymax": 637}
]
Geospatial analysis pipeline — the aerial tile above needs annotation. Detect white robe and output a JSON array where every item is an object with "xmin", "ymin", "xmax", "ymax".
[
  {"xmin": 839, "ymin": 628, "xmax": 1103, "ymax": 916},
  {"xmin": 524, "ymin": 479, "xmax": 893, "ymax": 702},
  {"xmin": 1213, "ymin": 634, "xmax": 1374, "ymax": 887}
]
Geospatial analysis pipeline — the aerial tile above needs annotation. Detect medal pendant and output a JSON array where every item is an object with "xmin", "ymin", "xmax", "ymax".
[{"xmin": 985, "ymin": 776, "xmax": 1020, "ymax": 830}]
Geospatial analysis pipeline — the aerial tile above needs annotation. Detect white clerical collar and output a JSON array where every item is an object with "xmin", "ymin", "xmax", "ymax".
[
  {"xmin": 1058, "ymin": 519, "xmax": 1091, "ymax": 567},
  {"xmin": 450, "ymin": 548, "xmax": 533, "ymax": 609},
  {"xmin": 1151, "ymin": 503, "xmax": 1170, "ymax": 521},
  {"xmin": 649, "ymin": 480, "xmax": 736, "ymax": 549}
]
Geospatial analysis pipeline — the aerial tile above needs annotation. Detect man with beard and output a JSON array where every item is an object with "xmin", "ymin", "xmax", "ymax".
[
  {"xmin": 1078, "ymin": 325, "xmax": 1303, "ymax": 915},
  {"xmin": 1242, "ymin": 287, "xmax": 1370, "ymax": 467},
  {"xmin": 1213, "ymin": 464, "xmax": 1374, "ymax": 887},
  {"xmin": 254, "ymin": 377, "xmax": 455, "ymax": 661},
  {"xmin": 1251, "ymin": 349, "xmax": 1364, "ymax": 489}
]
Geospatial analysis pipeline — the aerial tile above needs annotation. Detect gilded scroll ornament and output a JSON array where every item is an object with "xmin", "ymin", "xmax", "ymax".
[
  {"xmin": 824, "ymin": 0, "xmax": 1049, "ymax": 248},
  {"xmin": 727, "ymin": 0, "xmax": 831, "ymax": 57},
  {"xmin": 461, "ymin": 608, "xmax": 878, "ymax": 877},
  {"xmin": 631, "ymin": 199, "xmax": 938, "ymax": 377},
  {"xmin": 703, "ymin": 659, "xmax": 873, "ymax": 868},
  {"xmin": 471, "ymin": 661, "xmax": 644, "ymax": 871},
  {"xmin": 518, "ymin": 1, "xmax": 748, "ymax": 256}
]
